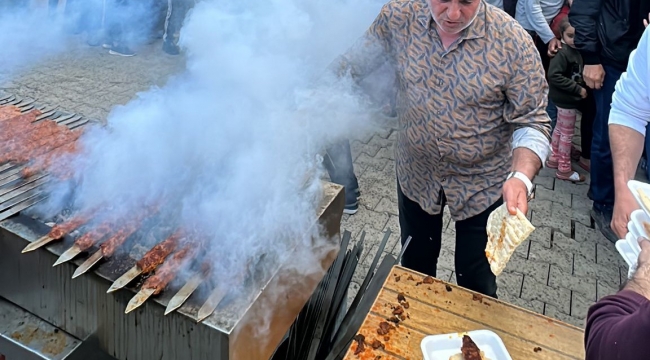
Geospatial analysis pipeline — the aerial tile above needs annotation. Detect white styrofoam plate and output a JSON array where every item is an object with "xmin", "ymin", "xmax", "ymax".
[
  {"xmin": 631, "ymin": 209, "xmax": 650, "ymax": 238},
  {"xmin": 421, "ymin": 330, "xmax": 512, "ymax": 360},
  {"xmin": 628, "ymin": 180, "xmax": 650, "ymax": 216},
  {"xmin": 629, "ymin": 220, "xmax": 641, "ymax": 241},
  {"xmin": 616, "ymin": 238, "xmax": 636, "ymax": 268}
]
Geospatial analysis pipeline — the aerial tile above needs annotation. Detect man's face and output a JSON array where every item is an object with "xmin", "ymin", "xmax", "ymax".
[{"xmin": 429, "ymin": 0, "xmax": 481, "ymax": 35}]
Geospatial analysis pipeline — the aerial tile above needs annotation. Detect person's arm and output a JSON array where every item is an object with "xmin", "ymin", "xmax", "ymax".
[
  {"xmin": 522, "ymin": 0, "xmax": 556, "ymax": 44},
  {"xmin": 547, "ymin": 52, "xmax": 584, "ymax": 95},
  {"xmin": 585, "ymin": 239, "xmax": 650, "ymax": 360},
  {"xmin": 609, "ymin": 27, "xmax": 650, "ymax": 187},
  {"xmin": 568, "ymin": 0, "xmax": 603, "ymax": 65},
  {"xmin": 505, "ymin": 24, "xmax": 552, "ymax": 162},
  {"xmin": 503, "ymin": 24, "xmax": 551, "ymax": 215},
  {"xmin": 325, "ymin": 4, "xmax": 392, "ymax": 83}
]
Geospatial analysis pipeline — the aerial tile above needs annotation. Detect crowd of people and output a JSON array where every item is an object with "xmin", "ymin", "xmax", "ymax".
[
  {"xmin": 8, "ymin": 0, "xmax": 197, "ymax": 57},
  {"xmin": 323, "ymin": 0, "xmax": 650, "ymax": 357}
]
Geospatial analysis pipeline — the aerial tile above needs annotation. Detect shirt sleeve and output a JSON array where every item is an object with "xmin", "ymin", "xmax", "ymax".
[
  {"xmin": 512, "ymin": 127, "xmax": 551, "ymax": 165},
  {"xmin": 325, "ymin": 4, "xmax": 392, "ymax": 82},
  {"xmin": 585, "ymin": 290, "xmax": 650, "ymax": 360},
  {"xmin": 523, "ymin": 0, "xmax": 556, "ymax": 44},
  {"xmin": 608, "ymin": 27, "xmax": 650, "ymax": 136},
  {"xmin": 504, "ymin": 23, "xmax": 552, "ymax": 143}
]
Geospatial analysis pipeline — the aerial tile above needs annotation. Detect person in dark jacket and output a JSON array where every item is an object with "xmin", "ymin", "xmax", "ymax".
[
  {"xmin": 545, "ymin": 17, "xmax": 594, "ymax": 182},
  {"xmin": 585, "ymin": 237, "xmax": 650, "ymax": 359},
  {"xmin": 569, "ymin": 0, "xmax": 650, "ymax": 243}
]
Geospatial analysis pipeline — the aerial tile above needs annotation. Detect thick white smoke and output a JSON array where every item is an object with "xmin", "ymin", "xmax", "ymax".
[{"xmin": 35, "ymin": 0, "xmax": 390, "ymax": 331}]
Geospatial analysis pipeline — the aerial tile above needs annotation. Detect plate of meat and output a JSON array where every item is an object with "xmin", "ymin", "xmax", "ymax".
[{"xmin": 420, "ymin": 330, "xmax": 512, "ymax": 360}]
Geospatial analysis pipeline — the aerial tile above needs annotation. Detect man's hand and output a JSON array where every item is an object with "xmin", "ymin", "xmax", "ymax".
[
  {"xmin": 503, "ymin": 178, "xmax": 529, "ymax": 216},
  {"xmin": 580, "ymin": 87, "xmax": 588, "ymax": 99},
  {"xmin": 612, "ymin": 187, "xmax": 640, "ymax": 238},
  {"xmin": 547, "ymin": 38, "xmax": 562, "ymax": 58},
  {"xmin": 644, "ymin": 13, "xmax": 650, "ymax": 28},
  {"xmin": 625, "ymin": 238, "xmax": 650, "ymax": 300},
  {"xmin": 584, "ymin": 64, "xmax": 606, "ymax": 90}
]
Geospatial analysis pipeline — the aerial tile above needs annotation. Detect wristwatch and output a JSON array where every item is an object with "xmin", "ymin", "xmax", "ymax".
[{"xmin": 506, "ymin": 171, "xmax": 534, "ymax": 199}]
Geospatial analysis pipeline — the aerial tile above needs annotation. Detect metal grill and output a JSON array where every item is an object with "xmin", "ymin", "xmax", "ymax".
[{"xmin": 0, "ymin": 92, "xmax": 91, "ymax": 221}]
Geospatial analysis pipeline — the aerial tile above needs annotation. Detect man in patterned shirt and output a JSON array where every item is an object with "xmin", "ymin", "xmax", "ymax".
[{"xmin": 329, "ymin": 0, "xmax": 551, "ymax": 297}]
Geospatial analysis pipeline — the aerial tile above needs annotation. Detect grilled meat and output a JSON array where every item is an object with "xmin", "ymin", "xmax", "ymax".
[
  {"xmin": 136, "ymin": 230, "xmax": 183, "ymax": 273},
  {"xmin": 74, "ymin": 220, "xmax": 114, "ymax": 251},
  {"xmin": 0, "ymin": 106, "xmax": 23, "ymax": 122},
  {"xmin": 142, "ymin": 244, "xmax": 195, "ymax": 295},
  {"xmin": 21, "ymin": 141, "xmax": 80, "ymax": 179},
  {"xmin": 49, "ymin": 215, "xmax": 90, "ymax": 239},
  {"xmin": 461, "ymin": 335, "xmax": 483, "ymax": 360}
]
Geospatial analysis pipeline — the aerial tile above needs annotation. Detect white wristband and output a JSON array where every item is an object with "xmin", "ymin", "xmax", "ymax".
[{"xmin": 507, "ymin": 171, "xmax": 534, "ymax": 197}]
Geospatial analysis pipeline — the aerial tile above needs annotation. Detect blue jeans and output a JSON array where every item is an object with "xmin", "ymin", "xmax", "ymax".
[
  {"xmin": 589, "ymin": 65, "xmax": 623, "ymax": 212},
  {"xmin": 547, "ymin": 97, "xmax": 558, "ymax": 131},
  {"xmin": 323, "ymin": 140, "xmax": 359, "ymax": 205}
]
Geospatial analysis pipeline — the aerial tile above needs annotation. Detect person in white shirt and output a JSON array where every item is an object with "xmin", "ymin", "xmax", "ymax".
[
  {"xmin": 609, "ymin": 26, "xmax": 650, "ymax": 238},
  {"xmin": 516, "ymin": 0, "xmax": 564, "ymax": 69}
]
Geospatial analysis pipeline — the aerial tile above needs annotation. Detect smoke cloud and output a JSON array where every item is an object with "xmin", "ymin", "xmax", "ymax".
[{"xmin": 31, "ymin": 0, "xmax": 390, "ymax": 330}]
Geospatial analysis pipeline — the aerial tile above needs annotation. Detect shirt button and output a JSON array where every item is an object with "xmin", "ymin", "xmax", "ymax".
[
  {"xmin": 442, "ymin": 178, "xmax": 446, "ymax": 182},
  {"xmin": 437, "ymin": 138, "xmax": 441, "ymax": 142}
]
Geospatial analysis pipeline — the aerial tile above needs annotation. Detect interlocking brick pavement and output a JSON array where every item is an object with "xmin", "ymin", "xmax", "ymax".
[{"xmin": 2, "ymin": 38, "xmax": 647, "ymax": 331}]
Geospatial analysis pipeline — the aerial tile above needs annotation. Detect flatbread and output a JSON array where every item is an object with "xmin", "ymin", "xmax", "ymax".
[
  {"xmin": 485, "ymin": 203, "xmax": 535, "ymax": 276},
  {"xmin": 449, "ymin": 353, "xmax": 489, "ymax": 360},
  {"xmin": 638, "ymin": 188, "xmax": 650, "ymax": 212}
]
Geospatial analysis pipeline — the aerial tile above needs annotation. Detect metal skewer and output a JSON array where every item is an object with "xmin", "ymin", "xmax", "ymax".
[
  {"xmin": 125, "ymin": 288, "xmax": 156, "ymax": 314},
  {"xmin": 165, "ymin": 273, "xmax": 205, "ymax": 315},
  {"xmin": 107, "ymin": 266, "xmax": 142, "ymax": 293},
  {"xmin": 197, "ymin": 285, "xmax": 228, "ymax": 323},
  {"xmin": 53, "ymin": 245, "xmax": 82, "ymax": 266},
  {"xmin": 72, "ymin": 250, "xmax": 104, "ymax": 278},
  {"xmin": 22, "ymin": 234, "xmax": 56, "ymax": 253}
]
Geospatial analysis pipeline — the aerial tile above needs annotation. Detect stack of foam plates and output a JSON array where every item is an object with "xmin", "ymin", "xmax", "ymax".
[{"xmin": 617, "ymin": 180, "xmax": 650, "ymax": 278}]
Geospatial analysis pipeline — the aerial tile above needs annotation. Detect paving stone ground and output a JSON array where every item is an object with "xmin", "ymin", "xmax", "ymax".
[{"xmin": 1, "ymin": 36, "xmax": 645, "ymax": 330}]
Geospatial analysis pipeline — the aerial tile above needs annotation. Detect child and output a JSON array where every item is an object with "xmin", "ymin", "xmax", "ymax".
[{"xmin": 545, "ymin": 17, "xmax": 594, "ymax": 182}]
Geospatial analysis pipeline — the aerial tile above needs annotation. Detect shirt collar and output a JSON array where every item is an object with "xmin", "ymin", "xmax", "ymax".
[{"xmin": 417, "ymin": 0, "xmax": 487, "ymax": 41}]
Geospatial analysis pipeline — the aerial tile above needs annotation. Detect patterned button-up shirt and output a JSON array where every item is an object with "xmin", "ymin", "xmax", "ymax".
[{"xmin": 332, "ymin": 0, "xmax": 551, "ymax": 221}]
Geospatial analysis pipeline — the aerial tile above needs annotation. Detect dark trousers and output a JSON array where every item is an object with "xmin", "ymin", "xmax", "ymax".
[
  {"xmin": 397, "ymin": 183, "xmax": 501, "ymax": 297},
  {"xmin": 589, "ymin": 66, "xmax": 623, "ymax": 212},
  {"xmin": 323, "ymin": 140, "xmax": 358, "ymax": 206},
  {"xmin": 577, "ymin": 94, "xmax": 596, "ymax": 160},
  {"xmin": 163, "ymin": 0, "xmax": 194, "ymax": 43}
]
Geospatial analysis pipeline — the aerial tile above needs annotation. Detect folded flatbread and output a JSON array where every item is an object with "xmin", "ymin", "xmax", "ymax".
[
  {"xmin": 485, "ymin": 203, "xmax": 535, "ymax": 276},
  {"xmin": 638, "ymin": 188, "xmax": 650, "ymax": 211}
]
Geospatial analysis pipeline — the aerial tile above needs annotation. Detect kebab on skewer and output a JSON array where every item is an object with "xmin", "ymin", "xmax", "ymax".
[
  {"xmin": 53, "ymin": 218, "xmax": 115, "ymax": 266},
  {"xmin": 107, "ymin": 229, "xmax": 184, "ymax": 293},
  {"xmin": 0, "ymin": 105, "xmax": 22, "ymax": 121},
  {"xmin": 22, "ymin": 210, "xmax": 94, "ymax": 253},
  {"xmin": 21, "ymin": 141, "xmax": 80, "ymax": 179},
  {"xmin": 165, "ymin": 261, "xmax": 211, "ymax": 315},
  {"xmin": 125, "ymin": 243, "xmax": 197, "ymax": 313},
  {"xmin": 72, "ymin": 210, "xmax": 152, "ymax": 279},
  {"xmin": 0, "ymin": 127, "xmax": 81, "ymax": 165}
]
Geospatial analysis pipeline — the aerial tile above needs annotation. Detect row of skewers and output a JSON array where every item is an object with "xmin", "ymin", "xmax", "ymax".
[
  {"xmin": 1, "ymin": 99, "xmax": 230, "ymax": 320},
  {"xmin": 22, "ymin": 209, "xmax": 232, "ymax": 321},
  {"xmin": 0, "ymin": 102, "xmax": 83, "ymax": 187}
]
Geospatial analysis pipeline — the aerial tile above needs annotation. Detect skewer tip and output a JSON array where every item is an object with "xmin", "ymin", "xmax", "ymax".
[
  {"xmin": 21, "ymin": 235, "xmax": 54, "ymax": 253},
  {"xmin": 125, "ymin": 288, "xmax": 155, "ymax": 314},
  {"xmin": 53, "ymin": 246, "xmax": 81, "ymax": 267}
]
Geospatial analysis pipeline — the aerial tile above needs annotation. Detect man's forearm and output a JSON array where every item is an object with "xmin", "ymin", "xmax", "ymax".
[
  {"xmin": 512, "ymin": 147, "xmax": 542, "ymax": 180},
  {"xmin": 610, "ymin": 124, "xmax": 645, "ymax": 190}
]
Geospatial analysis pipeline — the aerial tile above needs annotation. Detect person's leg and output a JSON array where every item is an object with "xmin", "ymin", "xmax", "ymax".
[
  {"xmin": 107, "ymin": 0, "xmax": 135, "ymax": 56},
  {"xmin": 398, "ymin": 182, "xmax": 444, "ymax": 277},
  {"xmin": 323, "ymin": 140, "xmax": 359, "ymax": 214},
  {"xmin": 162, "ymin": 0, "xmax": 182, "ymax": 54},
  {"xmin": 555, "ymin": 107, "xmax": 585, "ymax": 182},
  {"xmin": 547, "ymin": 97, "xmax": 558, "ymax": 131},
  {"xmin": 454, "ymin": 199, "xmax": 502, "ymax": 298},
  {"xmin": 546, "ymin": 109, "xmax": 561, "ymax": 169},
  {"xmin": 577, "ymin": 95, "xmax": 595, "ymax": 171},
  {"xmin": 589, "ymin": 66, "xmax": 623, "ymax": 242}
]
